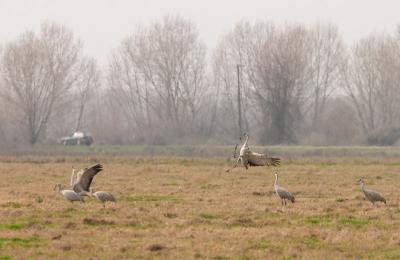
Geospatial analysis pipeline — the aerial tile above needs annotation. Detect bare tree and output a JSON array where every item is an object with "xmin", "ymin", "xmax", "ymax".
[
  {"xmin": 109, "ymin": 15, "xmax": 209, "ymax": 143},
  {"xmin": 108, "ymin": 29, "xmax": 152, "ymax": 142},
  {"xmin": 248, "ymin": 23, "xmax": 313, "ymax": 144},
  {"xmin": 341, "ymin": 33, "xmax": 400, "ymax": 136},
  {"xmin": 308, "ymin": 23, "xmax": 345, "ymax": 134},
  {"xmin": 212, "ymin": 22, "xmax": 255, "ymax": 142},
  {"xmin": 74, "ymin": 58, "xmax": 100, "ymax": 132},
  {"xmin": 214, "ymin": 22, "xmax": 328, "ymax": 144},
  {"xmin": 0, "ymin": 22, "xmax": 83, "ymax": 145}
]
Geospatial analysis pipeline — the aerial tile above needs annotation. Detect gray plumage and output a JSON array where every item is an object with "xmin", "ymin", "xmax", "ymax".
[
  {"xmin": 358, "ymin": 178, "xmax": 386, "ymax": 205},
  {"xmin": 54, "ymin": 183, "xmax": 84, "ymax": 203},
  {"xmin": 90, "ymin": 188, "xmax": 116, "ymax": 208},
  {"xmin": 72, "ymin": 164, "xmax": 103, "ymax": 196},
  {"xmin": 226, "ymin": 133, "xmax": 280, "ymax": 172},
  {"xmin": 274, "ymin": 173, "xmax": 295, "ymax": 205}
]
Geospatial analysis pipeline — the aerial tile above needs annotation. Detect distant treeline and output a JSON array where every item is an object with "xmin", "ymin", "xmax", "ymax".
[{"xmin": 1, "ymin": 16, "xmax": 400, "ymax": 146}]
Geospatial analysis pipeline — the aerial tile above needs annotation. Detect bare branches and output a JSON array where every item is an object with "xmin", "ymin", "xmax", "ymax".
[
  {"xmin": 0, "ymin": 22, "xmax": 84, "ymax": 145},
  {"xmin": 308, "ymin": 23, "xmax": 345, "ymax": 133},
  {"xmin": 1, "ymin": 19, "xmax": 400, "ymax": 146},
  {"xmin": 340, "ymin": 32, "xmax": 400, "ymax": 136},
  {"xmin": 108, "ymin": 15, "xmax": 210, "ymax": 143}
]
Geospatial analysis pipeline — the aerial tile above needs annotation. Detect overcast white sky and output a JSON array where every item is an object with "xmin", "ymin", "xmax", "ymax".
[{"xmin": 0, "ymin": 0, "xmax": 399, "ymax": 64}]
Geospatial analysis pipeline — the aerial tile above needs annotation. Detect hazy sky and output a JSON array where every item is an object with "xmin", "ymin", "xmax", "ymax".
[{"xmin": 0, "ymin": 0, "xmax": 399, "ymax": 63}]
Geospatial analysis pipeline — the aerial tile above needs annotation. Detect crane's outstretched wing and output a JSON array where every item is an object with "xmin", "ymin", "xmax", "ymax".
[
  {"xmin": 73, "ymin": 164, "xmax": 103, "ymax": 193},
  {"xmin": 248, "ymin": 151, "xmax": 280, "ymax": 167},
  {"xmin": 70, "ymin": 169, "xmax": 76, "ymax": 186},
  {"xmin": 233, "ymin": 144, "xmax": 238, "ymax": 159}
]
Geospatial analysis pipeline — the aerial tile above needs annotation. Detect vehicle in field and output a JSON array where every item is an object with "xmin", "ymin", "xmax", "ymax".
[{"xmin": 59, "ymin": 131, "xmax": 93, "ymax": 146}]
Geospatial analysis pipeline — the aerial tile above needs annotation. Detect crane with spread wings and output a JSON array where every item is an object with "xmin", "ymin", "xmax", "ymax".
[
  {"xmin": 226, "ymin": 133, "xmax": 280, "ymax": 172},
  {"xmin": 70, "ymin": 164, "xmax": 103, "ymax": 196}
]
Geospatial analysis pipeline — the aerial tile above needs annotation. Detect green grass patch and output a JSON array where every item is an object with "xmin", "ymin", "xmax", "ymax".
[
  {"xmin": 0, "ymin": 256, "xmax": 12, "ymax": 260},
  {"xmin": 127, "ymin": 195, "xmax": 180, "ymax": 202},
  {"xmin": 1, "ymin": 202, "xmax": 22, "ymax": 208},
  {"xmin": 305, "ymin": 215, "xmax": 332, "ymax": 225},
  {"xmin": 0, "ymin": 236, "xmax": 40, "ymax": 248},
  {"xmin": 339, "ymin": 217, "xmax": 369, "ymax": 228},
  {"xmin": 199, "ymin": 213, "xmax": 219, "ymax": 220},
  {"xmin": 0, "ymin": 223, "xmax": 25, "ymax": 230},
  {"xmin": 254, "ymin": 240, "xmax": 271, "ymax": 250},
  {"xmin": 304, "ymin": 235, "xmax": 319, "ymax": 248}
]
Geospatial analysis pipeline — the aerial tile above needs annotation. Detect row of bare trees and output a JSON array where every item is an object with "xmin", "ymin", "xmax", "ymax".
[
  {"xmin": 108, "ymin": 16, "xmax": 214, "ymax": 144},
  {"xmin": 0, "ymin": 23, "xmax": 100, "ymax": 145},
  {"xmin": 0, "ymin": 17, "xmax": 399, "ymax": 146}
]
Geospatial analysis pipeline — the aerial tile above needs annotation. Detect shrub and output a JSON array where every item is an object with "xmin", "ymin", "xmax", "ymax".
[{"xmin": 366, "ymin": 127, "xmax": 400, "ymax": 146}]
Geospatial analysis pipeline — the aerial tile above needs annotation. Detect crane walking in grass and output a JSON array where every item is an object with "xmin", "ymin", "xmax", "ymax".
[
  {"xmin": 226, "ymin": 133, "xmax": 280, "ymax": 172},
  {"xmin": 358, "ymin": 178, "xmax": 386, "ymax": 205},
  {"xmin": 54, "ymin": 183, "xmax": 84, "ymax": 203},
  {"xmin": 90, "ymin": 188, "xmax": 116, "ymax": 208},
  {"xmin": 274, "ymin": 173, "xmax": 295, "ymax": 206}
]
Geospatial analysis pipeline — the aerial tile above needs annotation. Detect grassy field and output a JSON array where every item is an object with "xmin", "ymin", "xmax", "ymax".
[
  {"xmin": 4, "ymin": 144, "xmax": 400, "ymax": 158},
  {"xmin": 1, "ymin": 154, "xmax": 400, "ymax": 259}
]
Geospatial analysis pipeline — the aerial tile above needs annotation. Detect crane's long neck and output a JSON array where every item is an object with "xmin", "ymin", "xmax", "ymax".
[
  {"xmin": 70, "ymin": 168, "xmax": 76, "ymax": 186},
  {"xmin": 56, "ymin": 184, "xmax": 63, "ymax": 194},
  {"xmin": 243, "ymin": 135, "xmax": 249, "ymax": 148},
  {"xmin": 274, "ymin": 174, "xmax": 278, "ymax": 186},
  {"xmin": 359, "ymin": 180, "xmax": 365, "ymax": 190}
]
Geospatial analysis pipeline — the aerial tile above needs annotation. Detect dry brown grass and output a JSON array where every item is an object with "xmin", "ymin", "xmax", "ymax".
[{"xmin": 1, "ymin": 156, "xmax": 400, "ymax": 259}]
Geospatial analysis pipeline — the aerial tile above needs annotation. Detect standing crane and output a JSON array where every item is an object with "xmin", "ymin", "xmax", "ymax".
[
  {"xmin": 274, "ymin": 173, "xmax": 295, "ymax": 205},
  {"xmin": 226, "ymin": 133, "xmax": 280, "ymax": 172},
  {"xmin": 357, "ymin": 178, "xmax": 386, "ymax": 205},
  {"xmin": 54, "ymin": 183, "xmax": 84, "ymax": 203},
  {"xmin": 90, "ymin": 188, "xmax": 116, "ymax": 208}
]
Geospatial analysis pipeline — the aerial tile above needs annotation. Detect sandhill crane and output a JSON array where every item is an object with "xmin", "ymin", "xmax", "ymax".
[
  {"xmin": 226, "ymin": 133, "xmax": 280, "ymax": 172},
  {"xmin": 90, "ymin": 188, "xmax": 116, "ymax": 208},
  {"xmin": 71, "ymin": 164, "xmax": 103, "ymax": 196},
  {"xmin": 54, "ymin": 183, "xmax": 84, "ymax": 203},
  {"xmin": 358, "ymin": 178, "xmax": 386, "ymax": 205},
  {"xmin": 274, "ymin": 173, "xmax": 295, "ymax": 205}
]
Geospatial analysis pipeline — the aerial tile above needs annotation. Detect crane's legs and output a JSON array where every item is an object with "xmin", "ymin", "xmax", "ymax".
[{"xmin": 226, "ymin": 158, "xmax": 241, "ymax": 172}]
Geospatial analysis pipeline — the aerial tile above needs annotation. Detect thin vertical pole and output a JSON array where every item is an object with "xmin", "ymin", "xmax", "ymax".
[{"xmin": 237, "ymin": 64, "xmax": 242, "ymax": 137}]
